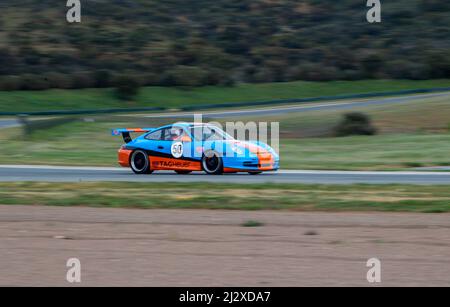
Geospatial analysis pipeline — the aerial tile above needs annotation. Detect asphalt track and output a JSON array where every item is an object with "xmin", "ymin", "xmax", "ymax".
[
  {"xmin": 1, "ymin": 165, "xmax": 450, "ymax": 184},
  {"xmin": 0, "ymin": 119, "xmax": 20, "ymax": 129}
]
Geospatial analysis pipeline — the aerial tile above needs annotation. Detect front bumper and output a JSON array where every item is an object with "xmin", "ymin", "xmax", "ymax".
[{"xmin": 223, "ymin": 154, "xmax": 279, "ymax": 172}]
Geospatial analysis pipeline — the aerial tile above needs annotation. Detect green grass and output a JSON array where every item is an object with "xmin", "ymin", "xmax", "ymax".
[
  {"xmin": 233, "ymin": 94, "xmax": 450, "ymax": 137},
  {"xmin": 0, "ymin": 121, "xmax": 122, "ymax": 166},
  {"xmin": 0, "ymin": 92, "xmax": 449, "ymax": 170},
  {"xmin": 1, "ymin": 182, "xmax": 450, "ymax": 213},
  {"xmin": 1, "ymin": 120, "xmax": 450, "ymax": 170},
  {"xmin": 1, "ymin": 79, "xmax": 450, "ymax": 113},
  {"xmin": 281, "ymin": 134, "xmax": 450, "ymax": 170}
]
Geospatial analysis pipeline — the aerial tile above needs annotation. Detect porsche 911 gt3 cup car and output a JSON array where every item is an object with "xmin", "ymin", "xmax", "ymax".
[{"xmin": 112, "ymin": 123, "xmax": 279, "ymax": 175}]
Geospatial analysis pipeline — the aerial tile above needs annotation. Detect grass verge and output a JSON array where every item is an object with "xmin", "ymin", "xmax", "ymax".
[
  {"xmin": 1, "ymin": 120, "xmax": 449, "ymax": 170},
  {"xmin": 1, "ymin": 182, "xmax": 450, "ymax": 213},
  {"xmin": 1, "ymin": 79, "xmax": 450, "ymax": 113},
  {"xmin": 0, "ymin": 93, "xmax": 449, "ymax": 170}
]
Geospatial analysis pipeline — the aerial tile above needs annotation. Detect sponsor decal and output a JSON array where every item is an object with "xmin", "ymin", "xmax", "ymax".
[{"xmin": 153, "ymin": 161, "xmax": 191, "ymax": 168}]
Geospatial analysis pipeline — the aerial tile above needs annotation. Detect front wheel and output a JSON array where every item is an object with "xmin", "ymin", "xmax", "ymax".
[
  {"xmin": 202, "ymin": 151, "xmax": 223, "ymax": 175},
  {"xmin": 130, "ymin": 150, "xmax": 153, "ymax": 174}
]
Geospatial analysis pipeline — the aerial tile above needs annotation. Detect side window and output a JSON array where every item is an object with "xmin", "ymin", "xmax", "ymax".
[
  {"xmin": 160, "ymin": 128, "xmax": 173, "ymax": 141},
  {"xmin": 144, "ymin": 129, "xmax": 162, "ymax": 140},
  {"xmin": 161, "ymin": 127, "xmax": 187, "ymax": 141}
]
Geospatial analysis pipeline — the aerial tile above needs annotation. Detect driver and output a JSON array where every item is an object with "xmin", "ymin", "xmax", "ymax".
[{"xmin": 170, "ymin": 128, "xmax": 185, "ymax": 141}]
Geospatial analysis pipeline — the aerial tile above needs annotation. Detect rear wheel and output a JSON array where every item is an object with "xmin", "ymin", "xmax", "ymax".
[
  {"xmin": 130, "ymin": 150, "xmax": 153, "ymax": 174},
  {"xmin": 175, "ymin": 170, "xmax": 192, "ymax": 175},
  {"xmin": 202, "ymin": 151, "xmax": 223, "ymax": 175}
]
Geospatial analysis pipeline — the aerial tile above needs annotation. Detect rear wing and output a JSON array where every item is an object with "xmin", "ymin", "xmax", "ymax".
[{"xmin": 112, "ymin": 128, "xmax": 155, "ymax": 143}]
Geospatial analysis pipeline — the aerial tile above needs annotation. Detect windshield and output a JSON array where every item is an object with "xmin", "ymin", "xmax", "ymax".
[{"xmin": 190, "ymin": 125, "xmax": 234, "ymax": 141}]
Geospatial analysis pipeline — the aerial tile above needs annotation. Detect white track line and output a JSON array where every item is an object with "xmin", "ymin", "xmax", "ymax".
[
  {"xmin": 278, "ymin": 169, "xmax": 450, "ymax": 176},
  {"xmin": 1, "ymin": 165, "xmax": 449, "ymax": 175},
  {"xmin": 0, "ymin": 165, "xmax": 126, "ymax": 171}
]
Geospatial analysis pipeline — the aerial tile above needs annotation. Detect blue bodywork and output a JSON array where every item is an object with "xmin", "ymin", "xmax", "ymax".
[{"xmin": 113, "ymin": 123, "xmax": 279, "ymax": 172}]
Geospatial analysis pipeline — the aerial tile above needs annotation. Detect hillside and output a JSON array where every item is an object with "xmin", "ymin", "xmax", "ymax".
[{"xmin": 0, "ymin": 0, "xmax": 449, "ymax": 90}]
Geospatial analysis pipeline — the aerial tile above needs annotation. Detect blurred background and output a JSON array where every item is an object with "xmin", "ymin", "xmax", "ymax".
[
  {"xmin": 0, "ymin": 0, "xmax": 449, "ymax": 170},
  {"xmin": 1, "ymin": 0, "xmax": 450, "ymax": 287},
  {"xmin": 1, "ymin": 0, "xmax": 449, "ymax": 90}
]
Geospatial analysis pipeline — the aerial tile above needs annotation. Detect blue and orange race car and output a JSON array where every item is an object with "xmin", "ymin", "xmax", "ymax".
[{"xmin": 112, "ymin": 123, "xmax": 279, "ymax": 175}]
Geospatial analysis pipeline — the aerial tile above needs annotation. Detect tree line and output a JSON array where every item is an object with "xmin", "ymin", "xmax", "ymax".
[{"xmin": 0, "ymin": 0, "xmax": 449, "ymax": 91}]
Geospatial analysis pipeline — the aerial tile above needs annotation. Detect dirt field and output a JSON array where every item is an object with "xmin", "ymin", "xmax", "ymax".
[{"xmin": 0, "ymin": 205, "xmax": 449, "ymax": 286}]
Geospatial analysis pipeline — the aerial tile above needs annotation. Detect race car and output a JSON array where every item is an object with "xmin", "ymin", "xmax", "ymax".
[{"xmin": 112, "ymin": 123, "xmax": 279, "ymax": 175}]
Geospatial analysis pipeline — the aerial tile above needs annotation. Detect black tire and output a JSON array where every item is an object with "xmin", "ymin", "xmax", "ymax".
[
  {"xmin": 248, "ymin": 172, "xmax": 262, "ymax": 175},
  {"xmin": 130, "ymin": 150, "xmax": 153, "ymax": 174},
  {"xmin": 202, "ymin": 151, "xmax": 223, "ymax": 175},
  {"xmin": 175, "ymin": 170, "xmax": 192, "ymax": 175}
]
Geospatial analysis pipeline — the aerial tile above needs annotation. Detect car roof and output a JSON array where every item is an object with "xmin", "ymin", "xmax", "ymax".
[{"xmin": 157, "ymin": 123, "xmax": 217, "ymax": 129}]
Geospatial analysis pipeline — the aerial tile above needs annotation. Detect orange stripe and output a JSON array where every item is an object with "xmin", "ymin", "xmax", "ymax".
[{"xmin": 125, "ymin": 128, "xmax": 146, "ymax": 133}]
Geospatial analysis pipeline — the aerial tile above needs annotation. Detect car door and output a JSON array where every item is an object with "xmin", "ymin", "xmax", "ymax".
[
  {"xmin": 160, "ymin": 126, "xmax": 197, "ymax": 159},
  {"xmin": 158, "ymin": 126, "xmax": 177, "ymax": 156},
  {"xmin": 153, "ymin": 126, "xmax": 201, "ymax": 170}
]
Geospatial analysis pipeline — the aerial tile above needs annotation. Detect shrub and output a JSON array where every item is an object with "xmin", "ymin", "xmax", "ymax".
[
  {"xmin": 114, "ymin": 75, "xmax": 140, "ymax": 101},
  {"xmin": 93, "ymin": 70, "xmax": 112, "ymax": 88},
  {"xmin": 19, "ymin": 74, "xmax": 49, "ymax": 90},
  {"xmin": 241, "ymin": 220, "xmax": 264, "ymax": 227},
  {"xmin": 140, "ymin": 73, "xmax": 160, "ymax": 86},
  {"xmin": 167, "ymin": 66, "xmax": 208, "ymax": 87},
  {"xmin": 304, "ymin": 230, "xmax": 319, "ymax": 236},
  {"xmin": 70, "ymin": 72, "xmax": 95, "ymax": 89},
  {"xmin": 43, "ymin": 72, "xmax": 72, "ymax": 89},
  {"xmin": 333, "ymin": 112, "xmax": 377, "ymax": 137},
  {"xmin": 0, "ymin": 76, "xmax": 21, "ymax": 91}
]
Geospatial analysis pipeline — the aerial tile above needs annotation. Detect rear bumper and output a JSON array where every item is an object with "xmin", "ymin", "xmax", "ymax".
[{"xmin": 118, "ymin": 148, "xmax": 132, "ymax": 167}]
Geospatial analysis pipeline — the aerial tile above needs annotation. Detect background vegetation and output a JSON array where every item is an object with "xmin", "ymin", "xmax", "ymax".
[
  {"xmin": 0, "ymin": 0, "xmax": 449, "ymax": 91},
  {"xmin": 1, "ymin": 79, "xmax": 449, "ymax": 112}
]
